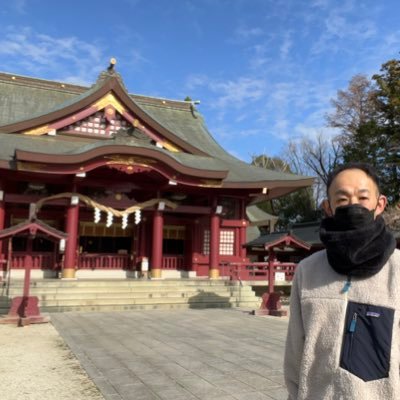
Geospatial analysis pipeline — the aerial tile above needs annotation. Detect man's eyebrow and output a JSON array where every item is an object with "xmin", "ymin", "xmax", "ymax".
[
  {"xmin": 357, "ymin": 189, "xmax": 371, "ymax": 194},
  {"xmin": 333, "ymin": 189, "xmax": 371, "ymax": 196}
]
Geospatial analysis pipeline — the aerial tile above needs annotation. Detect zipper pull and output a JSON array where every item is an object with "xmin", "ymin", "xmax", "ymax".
[
  {"xmin": 342, "ymin": 276, "xmax": 352, "ymax": 293},
  {"xmin": 349, "ymin": 312, "xmax": 358, "ymax": 333}
]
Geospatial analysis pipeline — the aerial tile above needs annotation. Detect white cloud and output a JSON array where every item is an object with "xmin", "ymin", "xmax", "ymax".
[
  {"xmin": 248, "ymin": 43, "xmax": 271, "ymax": 70},
  {"xmin": 0, "ymin": 26, "xmax": 105, "ymax": 84},
  {"xmin": 325, "ymin": 14, "xmax": 376, "ymax": 40},
  {"xmin": 293, "ymin": 124, "xmax": 338, "ymax": 142},
  {"xmin": 237, "ymin": 128, "xmax": 264, "ymax": 137},
  {"xmin": 227, "ymin": 148, "xmax": 247, "ymax": 161},
  {"xmin": 235, "ymin": 26, "xmax": 264, "ymax": 40},
  {"xmin": 311, "ymin": 5, "xmax": 377, "ymax": 55},
  {"xmin": 210, "ymin": 77, "xmax": 267, "ymax": 109},
  {"xmin": 280, "ymin": 31, "xmax": 292, "ymax": 60},
  {"xmin": 127, "ymin": 49, "xmax": 150, "ymax": 66},
  {"xmin": 185, "ymin": 74, "xmax": 210, "ymax": 90},
  {"xmin": 310, "ymin": 0, "xmax": 330, "ymax": 8},
  {"xmin": 12, "ymin": 0, "xmax": 27, "ymax": 14}
]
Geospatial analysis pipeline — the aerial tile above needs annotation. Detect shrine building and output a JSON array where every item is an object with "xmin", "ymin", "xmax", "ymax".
[{"xmin": 0, "ymin": 61, "xmax": 313, "ymax": 280}]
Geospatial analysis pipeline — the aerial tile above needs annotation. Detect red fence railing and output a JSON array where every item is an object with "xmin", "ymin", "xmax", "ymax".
[
  {"xmin": 11, "ymin": 252, "xmax": 57, "ymax": 269},
  {"xmin": 78, "ymin": 253, "xmax": 130, "ymax": 270},
  {"xmin": 220, "ymin": 262, "xmax": 297, "ymax": 282},
  {"xmin": 5, "ymin": 253, "xmax": 297, "ymax": 281},
  {"xmin": 162, "ymin": 255, "xmax": 185, "ymax": 270}
]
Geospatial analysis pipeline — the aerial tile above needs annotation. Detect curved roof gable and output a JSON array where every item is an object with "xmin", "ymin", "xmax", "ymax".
[{"xmin": 0, "ymin": 74, "xmax": 208, "ymax": 156}]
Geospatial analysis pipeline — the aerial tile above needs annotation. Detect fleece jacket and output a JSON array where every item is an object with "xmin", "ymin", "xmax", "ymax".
[{"xmin": 284, "ymin": 248, "xmax": 400, "ymax": 400}]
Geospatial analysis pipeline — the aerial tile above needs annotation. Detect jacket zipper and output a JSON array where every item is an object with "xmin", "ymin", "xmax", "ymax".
[{"xmin": 348, "ymin": 312, "xmax": 358, "ymax": 372}]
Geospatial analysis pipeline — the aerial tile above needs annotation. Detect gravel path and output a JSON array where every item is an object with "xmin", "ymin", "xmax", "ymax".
[{"xmin": 0, "ymin": 322, "xmax": 105, "ymax": 400}]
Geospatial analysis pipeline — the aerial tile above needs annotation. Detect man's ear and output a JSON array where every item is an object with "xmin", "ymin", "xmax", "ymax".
[
  {"xmin": 321, "ymin": 199, "xmax": 333, "ymax": 217},
  {"xmin": 375, "ymin": 194, "xmax": 387, "ymax": 217}
]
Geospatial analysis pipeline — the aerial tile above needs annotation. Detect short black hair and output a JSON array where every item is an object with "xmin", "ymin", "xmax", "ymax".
[{"xmin": 326, "ymin": 162, "xmax": 381, "ymax": 196}]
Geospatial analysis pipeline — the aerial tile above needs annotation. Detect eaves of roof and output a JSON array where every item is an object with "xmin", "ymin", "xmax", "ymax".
[
  {"xmin": 0, "ymin": 218, "xmax": 67, "ymax": 240},
  {"xmin": 0, "ymin": 71, "xmax": 315, "ymax": 192},
  {"xmin": 0, "ymin": 132, "xmax": 314, "ymax": 190}
]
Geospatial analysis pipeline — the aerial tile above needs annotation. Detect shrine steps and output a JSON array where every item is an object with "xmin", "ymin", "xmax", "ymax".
[{"xmin": 0, "ymin": 279, "xmax": 261, "ymax": 313}]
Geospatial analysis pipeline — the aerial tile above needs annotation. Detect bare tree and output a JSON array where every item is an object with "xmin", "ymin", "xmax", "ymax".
[
  {"xmin": 383, "ymin": 205, "xmax": 400, "ymax": 230},
  {"xmin": 250, "ymin": 153, "xmax": 318, "ymax": 227},
  {"xmin": 326, "ymin": 74, "xmax": 377, "ymax": 139},
  {"xmin": 283, "ymin": 133, "xmax": 341, "ymax": 205},
  {"xmin": 250, "ymin": 154, "xmax": 291, "ymax": 172}
]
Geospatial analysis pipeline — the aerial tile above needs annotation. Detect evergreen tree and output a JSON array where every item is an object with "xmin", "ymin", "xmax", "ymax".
[
  {"xmin": 372, "ymin": 59, "xmax": 400, "ymax": 202},
  {"xmin": 327, "ymin": 58, "xmax": 400, "ymax": 203}
]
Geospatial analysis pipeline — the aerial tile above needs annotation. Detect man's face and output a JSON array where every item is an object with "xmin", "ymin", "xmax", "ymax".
[{"xmin": 327, "ymin": 168, "xmax": 386, "ymax": 217}]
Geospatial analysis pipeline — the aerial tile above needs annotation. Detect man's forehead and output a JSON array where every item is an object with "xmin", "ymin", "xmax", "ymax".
[{"xmin": 330, "ymin": 169, "xmax": 379, "ymax": 194}]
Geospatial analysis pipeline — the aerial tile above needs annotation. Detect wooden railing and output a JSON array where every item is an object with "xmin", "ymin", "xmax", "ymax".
[
  {"xmin": 7, "ymin": 252, "xmax": 184, "ymax": 271},
  {"xmin": 78, "ymin": 253, "xmax": 130, "ymax": 270},
  {"xmin": 11, "ymin": 252, "xmax": 57, "ymax": 269},
  {"xmin": 5, "ymin": 253, "xmax": 297, "ymax": 281},
  {"xmin": 220, "ymin": 262, "xmax": 297, "ymax": 282},
  {"xmin": 162, "ymin": 255, "xmax": 185, "ymax": 270}
]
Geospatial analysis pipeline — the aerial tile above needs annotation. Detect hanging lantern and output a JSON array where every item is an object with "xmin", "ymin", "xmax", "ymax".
[
  {"xmin": 59, "ymin": 239, "xmax": 66, "ymax": 253},
  {"xmin": 134, "ymin": 209, "xmax": 141, "ymax": 225},
  {"xmin": 106, "ymin": 211, "xmax": 113, "ymax": 227},
  {"xmin": 121, "ymin": 214, "xmax": 128, "ymax": 229},
  {"xmin": 94, "ymin": 207, "xmax": 101, "ymax": 223}
]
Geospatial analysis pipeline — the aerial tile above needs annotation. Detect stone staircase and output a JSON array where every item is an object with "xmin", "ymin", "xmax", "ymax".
[{"xmin": 0, "ymin": 279, "xmax": 261, "ymax": 314}]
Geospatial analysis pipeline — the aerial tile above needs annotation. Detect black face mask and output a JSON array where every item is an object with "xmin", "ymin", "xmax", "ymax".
[
  {"xmin": 320, "ymin": 205, "xmax": 396, "ymax": 278},
  {"xmin": 332, "ymin": 204, "xmax": 375, "ymax": 231}
]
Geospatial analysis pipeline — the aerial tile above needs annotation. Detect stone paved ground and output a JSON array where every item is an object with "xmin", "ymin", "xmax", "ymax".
[{"xmin": 51, "ymin": 309, "xmax": 289, "ymax": 400}]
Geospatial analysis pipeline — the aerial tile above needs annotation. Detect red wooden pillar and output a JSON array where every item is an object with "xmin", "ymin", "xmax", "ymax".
[
  {"xmin": 209, "ymin": 211, "xmax": 220, "ymax": 279},
  {"xmin": 239, "ymin": 200, "xmax": 247, "ymax": 259},
  {"xmin": 131, "ymin": 224, "xmax": 138, "ymax": 270},
  {"xmin": 191, "ymin": 219, "xmax": 200, "ymax": 274},
  {"xmin": 151, "ymin": 210, "xmax": 163, "ymax": 278},
  {"xmin": 138, "ymin": 218, "xmax": 146, "ymax": 258},
  {"xmin": 63, "ymin": 201, "xmax": 79, "ymax": 278},
  {"xmin": 0, "ymin": 193, "xmax": 5, "ymax": 267},
  {"xmin": 24, "ymin": 237, "xmax": 33, "ymax": 297},
  {"xmin": 268, "ymin": 250, "xmax": 276, "ymax": 294},
  {"xmin": 239, "ymin": 222, "xmax": 247, "ymax": 258}
]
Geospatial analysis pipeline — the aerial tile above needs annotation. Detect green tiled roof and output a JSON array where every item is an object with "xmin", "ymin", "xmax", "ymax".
[
  {"xmin": 246, "ymin": 220, "xmax": 400, "ymax": 248},
  {"xmin": 246, "ymin": 205, "xmax": 278, "ymax": 226},
  {"xmin": 0, "ymin": 71, "xmax": 314, "ymax": 189},
  {"xmin": 245, "ymin": 222, "xmax": 322, "ymax": 248},
  {"xmin": 0, "ymin": 76, "xmax": 80, "ymax": 126}
]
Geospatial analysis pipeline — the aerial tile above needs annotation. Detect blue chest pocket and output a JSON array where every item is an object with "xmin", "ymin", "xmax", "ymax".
[{"xmin": 340, "ymin": 301, "xmax": 394, "ymax": 382}]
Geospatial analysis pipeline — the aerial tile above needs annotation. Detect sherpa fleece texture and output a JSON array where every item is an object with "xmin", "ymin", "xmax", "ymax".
[{"xmin": 284, "ymin": 248, "xmax": 400, "ymax": 400}]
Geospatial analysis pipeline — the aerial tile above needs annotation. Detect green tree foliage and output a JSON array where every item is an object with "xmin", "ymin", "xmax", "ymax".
[
  {"xmin": 372, "ymin": 59, "xmax": 400, "ymax": 202},
  {"xmin": 327, "ymin": 58, "xmax": 400, "ymax": 203},
  {"xmin": 341, "ymin": 121, "xmax": 386, "ymax": 166},
  {"xmin": 251, "ymin": 154, "xmax": 319, "ymax": 229}
]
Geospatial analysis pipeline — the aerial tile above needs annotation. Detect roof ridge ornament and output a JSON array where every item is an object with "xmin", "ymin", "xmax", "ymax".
[
  {"xmin": 108, "ymin": 58, "xmax": 117, "ymax": 71},
  {"xmin": 95, "ymin": 57, "xmax": 127, "ymax": 90}
]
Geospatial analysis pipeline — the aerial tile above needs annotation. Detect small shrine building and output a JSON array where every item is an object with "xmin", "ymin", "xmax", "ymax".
[{"xmin": 0, "ymin": 62, "xmax": 313, "ymax": 280}]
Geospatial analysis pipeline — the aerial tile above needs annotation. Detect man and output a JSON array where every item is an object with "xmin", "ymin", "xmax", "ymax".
[{"xmin": 284, "ymin": 163, "xmax": 400, "ymax": 400}]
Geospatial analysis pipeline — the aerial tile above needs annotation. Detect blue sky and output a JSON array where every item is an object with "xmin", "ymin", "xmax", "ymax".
[{"xmin": 1, "ymin": 0, "xmax": 399, "ymax": 162}]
